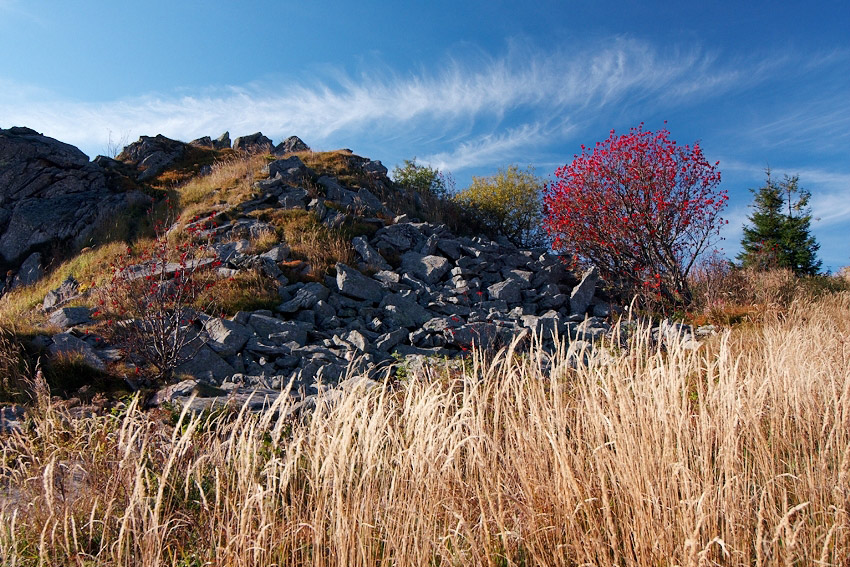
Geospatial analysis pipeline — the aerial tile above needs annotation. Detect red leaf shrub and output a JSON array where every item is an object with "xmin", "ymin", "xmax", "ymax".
[
  {"xmin": 543, "ymin": 123, "xmax": 728, "ymax": 308},
  {"xmin": 101, "ymin": 209, "xmax": 220, "ymax": 386}
]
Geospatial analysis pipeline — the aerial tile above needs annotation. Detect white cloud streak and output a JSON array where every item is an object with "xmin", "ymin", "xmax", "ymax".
[
  {"xmin": 719, "ymin": 158, "xmax": 850, "ymax": 227},
  {"xmin": 1, "ymin": 37, "xmax": 758, "ymax": 167},
  {"xmin": 423, "ymin": 122, "xmax": 559, "ymax": 171}
]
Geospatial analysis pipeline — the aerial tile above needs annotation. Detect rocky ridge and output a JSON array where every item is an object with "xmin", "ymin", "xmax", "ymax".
[{"xmin": 4, "ymin": 129, "xmax": 710, "ymax": 417}]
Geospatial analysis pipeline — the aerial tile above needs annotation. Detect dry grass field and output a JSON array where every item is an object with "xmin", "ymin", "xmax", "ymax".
[{"xmin": 0, "ymin": 289, "xmax": 847, "ymax": 566}]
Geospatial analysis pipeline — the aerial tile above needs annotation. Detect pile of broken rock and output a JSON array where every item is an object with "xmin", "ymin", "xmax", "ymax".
[{"xmin": 1, "ymin": 128, "xmax": 711, "ymax": 421}]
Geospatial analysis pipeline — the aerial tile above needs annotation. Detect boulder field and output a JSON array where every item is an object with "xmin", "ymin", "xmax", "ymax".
[{"xmin": 2, "ymin": 129, "xmax": 709, "ymax": 415}]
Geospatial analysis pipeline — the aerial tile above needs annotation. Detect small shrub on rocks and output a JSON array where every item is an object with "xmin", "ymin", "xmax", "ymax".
[{"xmin": 99, "ymin": 208, "xmax": 220, "ymax": 386}]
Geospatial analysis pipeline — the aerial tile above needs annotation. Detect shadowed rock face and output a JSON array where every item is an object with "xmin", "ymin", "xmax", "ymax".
[
  {"xmin": 0, "ymin": 127, "xmax": 133, "ymax": 268},
  {"xmin": 116, "ymin": 134, "xmax": 187, "ymax": 181}
]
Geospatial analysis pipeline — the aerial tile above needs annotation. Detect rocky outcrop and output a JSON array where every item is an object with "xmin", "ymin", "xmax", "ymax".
[
  {"xmin": 189, "ymin": 131, "xmax": 232, "ymax": 150},
  {"xmin": 273, "ymin": 135, "xmax": 310, "ymax": 156},
  {"xmin": 43, "ymin": 276, "xmax": 81, "ymax": 310},
  {"xmin": 116, "ymin": 134, "xmax": 187, "ymax": 181},
  {"xmin": 23, "ymin": 129, "xmax": 709, "ymax": 415},
  {"xmin": 0, "ymin": 127, "xmax": 136, "ymax": 280},
  {"xmin": 9, "ymin": 252, "xmax": 43, "ymax": 290},
  {"xmin": 213, "ymin": 131, "xmax": 231, "ymax": 150},
  {"xmin": 131, "ymin": 214, "xmax": 611, "ymax": 398},
  {"xmin": 233, "ymin": 132, "xmax": 273, "ymax": 153}
]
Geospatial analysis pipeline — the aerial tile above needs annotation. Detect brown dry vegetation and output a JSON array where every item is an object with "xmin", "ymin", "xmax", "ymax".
[
  {"xmin": 2, "ymin": 145, "xmax": 849, "ymax": 564},
  {"xmin": 247, "ymin": 208, "xmax": 356, "ymax": 279},
  {"xmin": 1, "ymin": 291, "xmax": 848, "ymax": 566},
  {"xmin": 687, "ymin": 260, "xmax": 849, "ymax": 326},
  {"xmin": 176, "ymin": 151, "xmax": 272, "ymax": 222}
]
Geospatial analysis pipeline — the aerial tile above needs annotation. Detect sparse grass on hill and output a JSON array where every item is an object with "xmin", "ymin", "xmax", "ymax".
[
  {"xmin": 0, "ymin": 242, "xmax": 129, "ymax": 332},
  {"xmin": 295, "ymin": 149, "xmax": 375, "ymax": 190},
  {"xmin": 1, "ymin": 292, "xmax": 848, "ymax": 566},
  {"xmin": 0, "ymin": 328, "xmax": 29, "ymax": 402},
  {"xmin": 201, "ymin": 268, "xmax": 281, "ymax": 316},
  {"xmin": 687, "ymin": 262, "xmax": 850, "ymax": 326},
  {"xmin": 248, "ymin": 207, "xmax": 356, "ymax": 279},
  {"xmin": 176, "ymin": 151, "xmax": 272, "ymax": 223}
]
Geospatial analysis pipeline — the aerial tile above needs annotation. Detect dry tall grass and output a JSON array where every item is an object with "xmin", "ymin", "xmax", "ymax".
[
  {"xmin": 177, "ymin": 152, "xmax": 271, "ymax": 222},
  {"xmin": 1, "ymin": 292, "xmax": 848, "ymax": 566}
]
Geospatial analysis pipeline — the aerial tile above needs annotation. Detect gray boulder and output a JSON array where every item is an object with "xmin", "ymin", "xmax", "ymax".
[
  {"xmin": 362, "ymin": 160, "xmax": 388, "ymax": 176},
  {"xmin": 352, "ymin": 236, "xmax": 391, "ymax": 270},
  {"xmin": 380, "ymin": 292, "xmax": 432, "ymax": 328},
  {"xmin": 573, "ymin": 317, "xmax": 610, "ymax": 341},
  {"xmin": 149, "ymin": 379, "xmax": 211, "ymax": 407},
  {"xmin": 244, "ymin": 336, "xmax": 290, "ymax": 356},
  {"xmin": 279, "ymin": 187, "xmax": 310, "ymax": 209},
  {"xmin": 318, "ymin": 176, "xmax": 357, "ymax": 205},
  {"xmin": 233, "ymin": 132, "xmax": 273, "ymax": 153},
  {"xmin": 189, "ymin": 136, "xmax": 213, "ymax": 148},
  {"xmin": 536, "ymin": 284, "xmax": 567, "ymax": 311},
  {"xmin": 203, "ymin": 318, "xmax": 252, "ymax": 357},
  {"xmin": 436, "ymin": 239, "xmax": 463, "ymax": 260},
  {"xmin": 521, "ymin": 314, "xmax": 565, "ymax": 340},
  {"xmin": 117, "ymin": 134, "xmax": 186, "ymax": 181},
  {"xmin": 10, "ymin": 251, "xmax": 42, "ymax": 289},
  {"xmin": 336, "ymin": 263, "xmax": 384, "ymax": 304},
  {"xmin": 260, "ymin": 243, "xmax": 290, "ymax": 262},
  {"xmin": 272, "ymin": 136, "xmax": 310, "ymax": 155},
  {"xmin": 354, "ymin": 188, "xmax": 387, "ymax": 215},
  {"xmin": 375, "ymin": 328, "xmax": 409, "ymax": 352},
  {"xmin": 445, "ymin": 323, "xmax": 500, "ymax": 349},
  {"xmin": 277, "ymin": 282, "xmax": 330, "ymax": 313},
  {"xmin": 487, "ymin": 279, "xmax": 522, "ymax": 304},
  {"xmin": 266, "ymin": 155, "xmax": 309, "ymax": 181},
  {"xmin": 373, "ymin": 270, "xmax": 400, "ymax": 286},
  {"xmin": 175, "ymin": 346, "xmax": 235, "ymax": 383},
  {"xmin": 213, "ymin": 131, "xmax": 231, "ymax": 150},
  {"xmin": 267, "ymin": 320, "xmax": 312, "ymax": 346},
  {"xmin": 570, "ymin": 266, "xmax": 599, "ymax": 315},
  {"xmin": 373, "ymin": 223, "xmax": 425, "ymax": 252},
  {"xmin": 400, "ymin": 251, "xmax": 450, "ymax": 284},
  {"xmin": 342, "ymin": 330, "xmax": 369, "ymax": 352},
  {"xmin": 48, "ymin": 332, "xmax": 105, "ymax": 370},
  {"xmin": 248, "ymin": 313, "xmax": 293, "ymax": 337},
  {"xmin": 43, "ymin": 276, "xmax": 81, "ymax": 310},
  {"xmin": 0, "ymin": 405, "xmax": 26, "ymax": 435},
  {"xmin": 49, "ymin": 307, "xmax": 92, "ymax": 329},
  {"xmin": 215, "ymin": 239, "xmax": 251, "ymax": 263}
]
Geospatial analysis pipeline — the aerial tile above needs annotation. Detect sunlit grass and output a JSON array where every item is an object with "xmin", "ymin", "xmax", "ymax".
[
  {"xmin": 176, "ymin": 151, "xmax": 272, "ymax": 223},
  {"xmin": 1, "ymin": 292, "xmax": 847, "ymax": 566},
  {"xmin": 0, "ymin": 242, "xmax": 128, "ymax": 331}
]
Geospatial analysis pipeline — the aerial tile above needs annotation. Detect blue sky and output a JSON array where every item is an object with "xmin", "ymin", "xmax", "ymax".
[{"xmin": 1, "ymin": 1, "xmax": 848, "ymax": 270}]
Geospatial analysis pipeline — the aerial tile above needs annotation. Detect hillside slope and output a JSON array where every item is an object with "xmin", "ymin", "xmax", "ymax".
[{"xmin": 0, "ymin": 129, "xmax": 622, "ymax": 407}]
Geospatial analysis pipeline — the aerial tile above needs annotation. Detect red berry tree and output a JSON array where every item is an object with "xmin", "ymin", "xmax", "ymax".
[{"xmin": 543, "ymin": 124, "xmax": 728, "ymax": 308}]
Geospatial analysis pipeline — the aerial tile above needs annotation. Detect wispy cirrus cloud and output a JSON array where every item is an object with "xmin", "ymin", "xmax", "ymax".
[
  {"xmin": 422, "ymin": 122, "xmax": 561, "ymax": 171},
  {"xmin": 719, "ymin": 158, "xmax": 850, "ymax": 227},
  {"xmin": 0, "ymin": 37, "xmax": 764, "ymax": 167},
  {"xmin": 744, "ymin": 100, "xmax": 850, "ymax": 152}
]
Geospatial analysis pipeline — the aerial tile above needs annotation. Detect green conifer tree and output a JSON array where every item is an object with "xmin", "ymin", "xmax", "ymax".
[{"xmin": 738, "ymin": 170, "xmax": 821, "ymax": 275}]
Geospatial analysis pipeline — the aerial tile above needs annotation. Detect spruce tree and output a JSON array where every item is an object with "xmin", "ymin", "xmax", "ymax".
[{"xmin": 738, "ymin": 170, "xmax": 821, "ymax": 275}]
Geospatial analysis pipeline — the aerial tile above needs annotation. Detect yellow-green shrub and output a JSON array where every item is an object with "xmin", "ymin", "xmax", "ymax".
[{"xmin": 454, "ymin": 165, "xmax": 545, "ymax": 247}]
